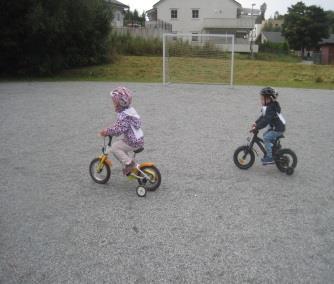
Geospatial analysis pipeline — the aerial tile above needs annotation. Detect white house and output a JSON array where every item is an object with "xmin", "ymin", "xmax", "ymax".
[
  {"xmin": 107, "ymin": 0, "xmax": 129, "ymax": 28},
  {"xmin": 147, "ymin": 0, "xmax": 260, "ymax": 52}
]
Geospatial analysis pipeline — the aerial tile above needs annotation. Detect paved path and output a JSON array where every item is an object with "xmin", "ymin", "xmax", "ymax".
[{"xmin": 0, "ymin": 82, "xmax": 333, "ymax": 283}]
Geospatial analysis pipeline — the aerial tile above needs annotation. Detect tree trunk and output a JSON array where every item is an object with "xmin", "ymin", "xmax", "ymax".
[{"xmin": 301, "ymin": 47, "xmax": 305, "ymax": 58}]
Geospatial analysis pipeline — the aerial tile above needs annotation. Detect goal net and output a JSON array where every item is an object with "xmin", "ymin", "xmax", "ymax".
[{"xmin": 163, "ymin": 33, "xmax": 235, "ymax": 85}]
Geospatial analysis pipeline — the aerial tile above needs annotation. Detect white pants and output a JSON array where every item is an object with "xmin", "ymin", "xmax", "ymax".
[{"xmin": 111, "ymin": 140, "xmax": 136, "ymax": 166}]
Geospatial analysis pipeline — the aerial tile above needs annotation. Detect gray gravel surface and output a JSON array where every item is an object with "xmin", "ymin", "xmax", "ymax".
[{"xmin": 0, "ymin": 82, "xmax": 334, "ymax": 283}]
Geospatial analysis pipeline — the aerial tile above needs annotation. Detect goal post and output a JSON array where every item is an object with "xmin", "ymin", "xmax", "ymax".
[{"xmin": 163, "ymin": 33, "xmax": 235, "ymax": 86}]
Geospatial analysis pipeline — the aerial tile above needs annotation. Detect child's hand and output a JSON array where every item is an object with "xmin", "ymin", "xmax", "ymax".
[
  {"xmin": 250, "ymin": 123, "xmax": 257, "ymax": 132},
  {"xmin": 99, "ymin": 129, "xmax": 108, "ymax": 137}
]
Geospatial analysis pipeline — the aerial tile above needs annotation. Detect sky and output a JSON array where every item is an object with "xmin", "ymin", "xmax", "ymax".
[{"xmin": 123, "ymin": 0, "xmax": 334, "ymax": 19}]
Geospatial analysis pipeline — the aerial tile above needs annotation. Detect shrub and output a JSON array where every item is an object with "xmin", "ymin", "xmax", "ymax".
[
  {"xmin": 259, "ymin": 41, "xmax": 289, "ymax": 54},
  {"xmin": 109, "ymin": 33, "xmax": 162, "ymax": 56},
  {"xmin": 315, "ymin": 76, "xmax": 324, "ymax": 83}
]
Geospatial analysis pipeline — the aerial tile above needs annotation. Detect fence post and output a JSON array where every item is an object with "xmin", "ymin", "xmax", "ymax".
[{"xmin": 163, "ymin": 33, "xmax": 166, "ymax": 85}]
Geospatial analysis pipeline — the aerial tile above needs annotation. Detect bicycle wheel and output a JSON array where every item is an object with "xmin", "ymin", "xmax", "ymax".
[
  {"xmin": 275, "ymin": 149, "xmax": 297, "ymax": 173},
  {"xmin": 137, "ymin": 165, "xmax": 161, "ymax": 191},
  {"xmin": 136, "ymin": 186, "xmax": 147, "ymax": 197},
  {"xmin": 89, "ymin": 158, "xmax": 111, "ymax": 184},
  {"xmin": 233, "ymin": 146, "xmax": 255, "ymax": 170}
]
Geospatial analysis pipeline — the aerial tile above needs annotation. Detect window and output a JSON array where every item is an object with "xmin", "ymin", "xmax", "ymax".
[
  {"xmin": 192, "ymin": 33, "xmax": 198, "ymax": 42},
  {"xmin": 117, "ymin": 12, "xmax": 121, "ymax": 22},
  {"xmin": 171, "ymin": 9, "xmax": 178, "ymax": 19},
  {"xmin": 192, "ymin": 9, "xmax": 199, "ymax": 19}
]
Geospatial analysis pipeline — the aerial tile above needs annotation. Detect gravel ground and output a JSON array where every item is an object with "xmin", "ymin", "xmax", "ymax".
[{"xmin": 0, "ymin": 82, "xmax": 333, "ymax": 283}]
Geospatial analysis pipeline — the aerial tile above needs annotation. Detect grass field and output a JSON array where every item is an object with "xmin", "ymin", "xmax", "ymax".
[{"xmin": 56, "ymin": 56, "xmax": 334, "ymax": 89}]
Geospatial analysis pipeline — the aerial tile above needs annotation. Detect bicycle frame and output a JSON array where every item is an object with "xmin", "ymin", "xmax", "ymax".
[
  {"xmin": 99, "ymin": 136, "xmax": 154, "ymax": 181},
  {"xmin": 248, "ymin": 132, "xmax": 267, "ymax": 156},
  {"xmin": 247, "ymin": 130, "xmax": 282, "ymax": 158}
]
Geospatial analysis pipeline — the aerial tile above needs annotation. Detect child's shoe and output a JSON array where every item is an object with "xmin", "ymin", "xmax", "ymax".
[
  {"xmin": 123, "ymin": 161, "xmax": 137, "ymax": 176},
  {"xmin": 262, "ymin": 156, "xmax": 274, "ymax": 165}
]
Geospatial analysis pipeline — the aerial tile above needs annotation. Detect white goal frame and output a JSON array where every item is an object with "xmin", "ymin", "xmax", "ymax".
[{"xmin": 163, "ymin": 33, "xmax": 235, "ymax": 86}]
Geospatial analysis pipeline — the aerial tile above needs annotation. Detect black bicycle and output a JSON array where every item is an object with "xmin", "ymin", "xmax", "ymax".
[{"xmin": 233, "ymin": 129, "xmax": 297, "ymax": 175}]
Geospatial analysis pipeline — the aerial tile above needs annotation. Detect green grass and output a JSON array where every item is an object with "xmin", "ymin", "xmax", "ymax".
[
  {"xmin": 235, "ymin": 52, "xmax": 302, "ymax": 63},
  {"xmin": 6, "ymin": 55, "xmax": 334, "ymax": 90},
  {"xmin": 55, "ymin": 56, "xmax": 162, "ymax": 82},
  {"xmin": 235, "ymin": 59, "xmax": 334, "ymax": 89}
]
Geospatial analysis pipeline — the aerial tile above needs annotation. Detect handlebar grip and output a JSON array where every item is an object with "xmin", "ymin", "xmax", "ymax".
[{"xmin": 108, "ymin": 136, "xmax": 112, "ymax": 146}]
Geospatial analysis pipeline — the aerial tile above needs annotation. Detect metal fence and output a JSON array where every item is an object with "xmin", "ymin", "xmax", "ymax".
[
  {"xmin": 114, "ymin": 21, "xmax": 172, "ymax": 39},
  {"xmin": 312, "ymin": 52, "xmax": 322, "ymax": 64},
  {"xmin": 145, "ymin": 20, "xmax": 172, "ymax": 31}
]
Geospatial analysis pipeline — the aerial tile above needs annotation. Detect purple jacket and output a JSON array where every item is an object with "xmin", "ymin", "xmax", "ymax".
[{"xmin": 106, "ymin": 107, "xmax": 144, "ymax": 149}]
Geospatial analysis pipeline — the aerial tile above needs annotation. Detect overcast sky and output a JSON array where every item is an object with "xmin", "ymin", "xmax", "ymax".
[{"xmin": 124, "ymin": 0, "xmax": 334, "ymax": 18}]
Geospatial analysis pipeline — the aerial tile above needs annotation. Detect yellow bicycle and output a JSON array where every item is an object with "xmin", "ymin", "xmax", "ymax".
[{"xmin": 89, "ymin": 136, "xmax": 161, "ymax": 197}]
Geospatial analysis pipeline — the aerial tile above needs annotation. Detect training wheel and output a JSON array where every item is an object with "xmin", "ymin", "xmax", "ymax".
[
  {"xmin": 136, "ymin": 186, "xmax": 147, "ymax": 197},
  {"xmin": 286, "ymin": 167, "xmax": 294, "ymax": 176}
]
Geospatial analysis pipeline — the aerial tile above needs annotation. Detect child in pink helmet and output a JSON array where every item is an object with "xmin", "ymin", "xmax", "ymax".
[{"xmin": 100, "ymin": 87, "xmax": 144, "ymax": 175}]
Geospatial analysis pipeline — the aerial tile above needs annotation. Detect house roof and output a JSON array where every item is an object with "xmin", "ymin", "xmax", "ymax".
[
  {"xmin": 153, "ymin": 0, "xmax": 241, "ymax": 8},
  {"xmin": 320, "ymin": 34, "xmax": 334, "ymax": 45},
  {"xmin": 107, "ymin": 0, "xmax": 129, "ymax": 9},
  {"xmin": 262, "ymin": 32, "xmax": 285, "ymax": 44}
]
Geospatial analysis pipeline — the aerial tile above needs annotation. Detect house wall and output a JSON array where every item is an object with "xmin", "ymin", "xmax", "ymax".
[
  {"xmin": 253, "ymin": 23, "xmax": 264, "ymax": 42},
  {"xmin": 321, "ymin": 46, "xmax": 329, "ymax": 64},
  {"xmin": 321, "ymin": 45, "xmax": 334, "ymax": 64},
  {"xmin": 330, "ymin": 46, "xmax": 334, "ymax": 64},
  {"xmin": 156, "ymin": 0, "xmax": 239, "ymax": 33},
  {"xmin": 112, "ymin": 9, "xmax": 125, "ymax": 27},
  {"xmin": 261, "ymin": 34, "xmax": 267, "ymax": 44}
]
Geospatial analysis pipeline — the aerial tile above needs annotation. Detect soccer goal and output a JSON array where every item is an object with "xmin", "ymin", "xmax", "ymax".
[{"xmin": 163, "ymin": 33, "xmax": 235, "ymax": 86}]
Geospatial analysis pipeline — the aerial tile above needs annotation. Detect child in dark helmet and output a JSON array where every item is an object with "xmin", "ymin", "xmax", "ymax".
[{"xmin": 252, "ymin": 87, "xmax": 286, "ymax": 165}]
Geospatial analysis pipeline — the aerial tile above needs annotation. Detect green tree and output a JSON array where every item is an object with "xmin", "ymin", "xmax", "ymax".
[
  {"xmin": 124, "ymin": 9, "xmax": 146, "ymax": 26},
  {"xmin": 274, "ymin": 11, "xmax": 284, "ymax": 20},
  {"xmin": 326, "ymin": 10, "xmax": 334, "ymax": 33},
  {"xmin": 262, "ymin": 20, "xmax": 282, "ymax": 32},
  {"xmin": 260, "ymin": 3, "xmax": 267, "ymax": 20},
  {"xmin": 0, "ymin": 0, "xmax": 113, "ymax": 75},
  {"xmin": 282, "ymin": 2, "xmax": 329, "ymax": 57},
  {"xmin": 0, "ymin": 0, "xmax": 33, "ymax": 74}
]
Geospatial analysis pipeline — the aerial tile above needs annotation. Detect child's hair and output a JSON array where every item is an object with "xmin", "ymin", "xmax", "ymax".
[{"xmin": 110, "ymin": 87, "xmax": 133, "ymax": 112}]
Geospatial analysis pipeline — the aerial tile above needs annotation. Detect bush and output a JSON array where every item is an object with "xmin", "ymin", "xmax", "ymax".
[
  {"xmin": 109, "ymin": 34, "xmax": 231, "ymax": 59},
  {"xmin": 166, "ymin": 39, "xmax": 228, "ymax": 58},
  {"xmin": 259, "ymin": 41, "xmax": 289, "ymax": 54},
  {"xmin": 109, "ymin": 33, "xmax": 162, "ymax": 56},
  {"xmin": 315, "ymin": 76, "xmax": 324, "ymax": 83}
]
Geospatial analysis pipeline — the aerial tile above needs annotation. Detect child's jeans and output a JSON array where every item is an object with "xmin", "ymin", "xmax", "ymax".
[
  {"xmin": 111, "ymin": 140, "xmax": 137, "ymax": 166},
  {"xmin": 263, "ymin": 130, "xmax": 283, "ymax": 159}
]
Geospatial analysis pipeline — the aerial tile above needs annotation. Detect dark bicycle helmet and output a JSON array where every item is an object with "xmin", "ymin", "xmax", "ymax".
[{"xmin": 260, "ymin": 87, "xmax": 278, "ymax": 99}]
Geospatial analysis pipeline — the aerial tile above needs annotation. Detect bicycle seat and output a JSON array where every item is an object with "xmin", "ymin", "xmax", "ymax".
[{"xmin": 134, "ymin": 147, "xmax": 144, "ymax": 154}]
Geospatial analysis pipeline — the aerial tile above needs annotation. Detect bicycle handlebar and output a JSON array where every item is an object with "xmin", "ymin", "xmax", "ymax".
[{"xmin": 250, "ymin": 128, "xmax": 259, "ymax": 134}]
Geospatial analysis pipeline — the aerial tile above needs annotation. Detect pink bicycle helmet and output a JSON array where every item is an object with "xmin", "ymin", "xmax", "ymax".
[{"xmin": 110, "ymin": 87, "xmax": 133, "ymax": 112}]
